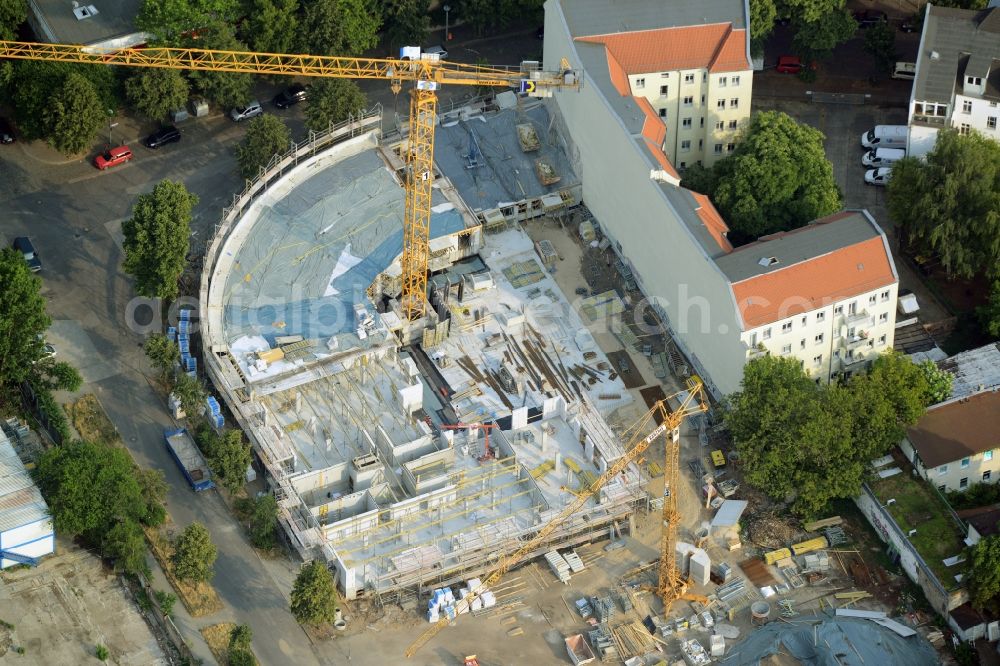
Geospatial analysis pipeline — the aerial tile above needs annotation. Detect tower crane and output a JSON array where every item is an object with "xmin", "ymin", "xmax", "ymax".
[
  {"xmin": 0, "ymin": 40, "xmax": 581, "ymax": 321},
  {"xmin": 404, "ymin": 377, "xmax": 708, "ymax": 658}
]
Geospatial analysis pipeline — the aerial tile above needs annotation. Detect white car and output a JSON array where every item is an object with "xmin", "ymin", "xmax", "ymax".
[
  {"xmin": 864, "ymin": 167, "xmax": 892, "ymax": 186},
  {"xmin": 229, "ymin": 100, "xmax": 263, "ymax": 122},
  {"xmin": 422, "ymin": 45, "xmax": 448, "ymax": 59}
]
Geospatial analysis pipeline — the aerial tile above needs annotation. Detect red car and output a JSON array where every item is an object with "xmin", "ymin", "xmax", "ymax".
[
  {"xmin": 94, "ymin": 145, "xmax": 133, "ymax": 170},
  {"xmin": 776, "ymin": 55, "xmax": 803, "ymax": 74}
]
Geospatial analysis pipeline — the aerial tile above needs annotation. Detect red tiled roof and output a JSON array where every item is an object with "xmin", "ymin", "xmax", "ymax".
[
  {"xmin": 690, "ymin": 193, "xmax": 733, "ymax": 254},
  {"xmin": 731, "ymin": 236, "xmax": 895, "ymax": 328},
  {"xmin": 577, "ymin": 24, "xmax": 750, "ymax": 74},
  {"xmin": 641, "ymin": 137, "xmax": 680, "ymax": 179},
  {"xmin": 635, "ymin": 95, "xmax": 666, "ymax": 147},
  {"xmin": 604, "ymin": 47, "xmax": 630, "ymax": 96}
]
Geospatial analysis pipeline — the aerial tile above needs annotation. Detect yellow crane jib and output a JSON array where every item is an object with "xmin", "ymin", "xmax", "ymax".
[{"xmin": 0, "ymin": 40, "xmax": 580, "ymax": 322}]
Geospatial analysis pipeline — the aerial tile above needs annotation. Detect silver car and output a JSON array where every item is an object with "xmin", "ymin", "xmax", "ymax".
[{"xmin": 230, "ymin": 100, "xmax": 263, "ymax": 122}]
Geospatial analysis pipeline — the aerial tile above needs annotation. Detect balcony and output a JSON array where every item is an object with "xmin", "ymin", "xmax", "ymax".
[{"xmin": 844, "ymin": 309, "xmax": 873, "ymax": 327}]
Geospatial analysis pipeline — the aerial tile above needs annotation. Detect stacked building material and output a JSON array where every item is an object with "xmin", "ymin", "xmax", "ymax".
[
  {"xmin": 825, "ymin": 526, "xmax": 848, "ymax": 546},
  {"xmin": 564, "ymin": 550, "xmax": 586, "ymax": 573},
  {"xmin": 545, "ymin": 550, "xmax": 572, "ymax": 583},
  {"xmin": 206, "ymin": 396, "xmax": 223, "ymax": 429},
  {"xmin": 426, "ymin": 586, "xmax": 456, "ymax": 623},
  {"xmin": 587, "ymin": 624, "xmax": 617, "ymax": 662},
  {"xmin": 613, "ymin": 588, "xmax": 632, "ymax": 613},
  {"xmin": 593, "ymin": 595, "xmax": 616, "ymax": 624}
]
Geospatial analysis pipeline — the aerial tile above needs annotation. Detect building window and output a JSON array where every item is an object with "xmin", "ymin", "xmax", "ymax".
[
  {"xmin": 938, "ymin": 465, "xmax": 948, "ymax": 476},
  {"xmin": 682, "ymin": 117, "xmax": 692, "ymax": 128},
  {"xmin": 986, "ymin": 450, "xmax": 994, "ymax": 462},
  {"xmin": 726, "ymin": 142, "xmax": 736, "ymax": 152},
  {"xmin": 939, "ymin": 484, "xmax": 947, "ymax": 492},
  {"xmin": 714, "ymin": 143, "xmax": 723, "ymax": 154},
  {"xmin": 990, "ymin": 117, "xmax": 998, "ymax": 130},
  {"xmin": 985, "ymin": 471, "xmax": 993, "ymax": 482},
  {"xmin": 848, "ymin": 326, "xmax": 856, "ymax": 339},
  {"xmin": 960, "ymin": 477, "xmax": 969, "ymax": 489},
  {"xmin": 879, "ymin": 312, "xmax": 888, "ymax": 323},
  {"xmin": 868, "ymin": 295, "xmax": 877, "ymax": 306},
  {"xmin": 635, "ymin": 77, "xmax": 646, "ymax": 89},
  {"xmin": 728, "ymin": 120, "xmax": 738, "ymax": 130},
  {"xmin": 698, "ymin": 139, "xmax": 703, "ymax": 149},
  {"xmin": 679, "ymin": 161, "xmax": 687, "ymax": 170},
  {"xmin": 781, "ymin": 322, "xmax": 792, "ymax": 333},
  {"xmin": 801, "ymin": 316, "xmax": 807, "ymax": 326},
  {"xmin": 878, "ymin": 334, "xmax": 887, "ymax": 346},
  {"xmin": 782, "ymin": 344, "xmax": 791, "ymax": 354},
  {"xmin": 661, "ymin": 72, "xmax": 670, "ymax": 78},
  {"xmin": 962, "ymin": 100, "xmax": 972, "ymax": 113},
  {"xmin": 718, "ymin": 76, "xmax": 727, "ymax": 87},
  {"xmin": 703, "ymin": 72, "xmax": 708, "ymax": 83},
  {"xmin": 715, "ymin": 121, "xmax": 724, "ymax": 131},
  {"xmin": 717, "ymin": 99, "xmax": 726, "ymax": 110},
  {"xmin": 962, "ymin": 457, "xmax": 970, "ymax": 468},
  {"xmin": 732, "ymin": 76, "xmax": 741, "ymax": 86},
  {"xmin": 763, "ymin": 327, "xmax": 772, "ymax": 340},
  {"xmin": 960, "ymin": 123, "xmax": 971, "ymax": 135},
  {"xmin": 815, "ymin": 333, "xmax": 824, "ymax": 344},
  {"xmin": 817, "ymin": 311, "xmax": 825, "ymax": 322},
  {"xmin": 681, "ymin": 140, "xmax": 691, "ymax": 152},
  {"xmin": 730, "ymin": 98, "xmax": 739, "ymax": 109},
  {"xmin": 684, "ymin": 73, "xmax": 695, "ymax": 84},
  {"xmin": 848, "ymin": 301, "xmax": 857, "ymax": 315},
  {"xmin": 800, "ymin": 339, "xmax": 806, "ymax": 350},
  {"xmin": 683, "ymin": 96, "xmax": 693, "ymax": 106},
  {"xmin": 881, "ymin": 290, "xmax": 890, "ymax": 301},
  {"xmin": 659, "ymin": 108, "xmax": 667, "ymax": 118},
  {"xmin": 660, "ymin": 84, "xmax": 668, "ymax": 96},
  {"xmin": 834, "ymin": 305, "xmax": 843, "ymax": 315},
  {"xmin": 813, "ymin": 354, "xmax": 823, "ymax": 366}
]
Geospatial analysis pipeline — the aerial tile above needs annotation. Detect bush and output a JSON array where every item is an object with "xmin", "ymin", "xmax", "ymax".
[{"xmin": 95, "ymin": 644, "xmax": 109, "ymax": 661}]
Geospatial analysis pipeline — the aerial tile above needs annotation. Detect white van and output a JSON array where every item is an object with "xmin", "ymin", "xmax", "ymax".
[
  {"xmin": 862, "ymin": 147, "xmax": 905, "ymax": 168},
  {"xmin": 892, "ymin": 62, "xmax": 916, "ymax": 80},
  {"xmin": 861, "ymin": 125, "xmax": 908, "ymax": 148}
]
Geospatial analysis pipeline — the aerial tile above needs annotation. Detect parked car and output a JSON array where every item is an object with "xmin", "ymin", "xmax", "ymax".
[
  {"xmin": 230, "ymin": 100, "xmax": 263, "ymax": 122},
  {"xmin": 423, "ymin": 45, "xmax": 448, "ymax": 60},
  {"xmin": 143, "ymin": 125, "xmax": 181, "ymax": 149},
  {"xmin": 854, "ymin": 10, "xmax": 888, "ymax": 28},
  {"xmin": 865, "ymin": 167, "xmax": 893, "ymax": 186},
  {"xmin": 862, "ymin": 147, "xmax": 906, "ymax": 168},
  {"xmin": 272, "ymin": 83, "xmax": 309, "ymax": 109},
  {"xmin": 12, "ymin": 237, "xmax": 41, "ymax": 272},
  {"xmin": 776, "ymin": 55, "xmax": 803, "ymax": 74},
  {"xmin": 899, "ymin": 19, "xmax": 917, "ymax": 33},
  {"xmin": 94, "ymin": 145, "xmax": 133, "ymax": 170},
  {"xmin": 0, "ymin": 118, "xmax": 14, "ymax": 144}
]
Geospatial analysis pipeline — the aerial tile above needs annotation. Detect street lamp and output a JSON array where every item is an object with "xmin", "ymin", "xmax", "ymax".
[
  {"xmin": 444, "ymin": 4, "xmax": 451, "ymax": 42},
  {"xmin": 107, "ymin": 109, "xmax": 118, "ymax": 146}
]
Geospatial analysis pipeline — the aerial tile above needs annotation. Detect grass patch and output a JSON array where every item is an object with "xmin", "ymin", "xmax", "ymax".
[
  {"xmin": 869, "ymin": 473, "xmax": 967, "ymax": 585},
  {"xmin": 201, "ymin": 623, "xmax": 259, "ymax": 665},
  {"xmin": 67, "ymin": 394, "xmax": 121, "ymax": 446},
  {"xmin": 144, "ymin": 527, "xmax": 223, "ymax": 618}
]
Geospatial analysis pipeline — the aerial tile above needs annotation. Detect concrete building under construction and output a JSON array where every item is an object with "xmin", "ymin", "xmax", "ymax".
[{"xmin": 200, "ymin": 100, "xmax": 648, "ymax": 600}]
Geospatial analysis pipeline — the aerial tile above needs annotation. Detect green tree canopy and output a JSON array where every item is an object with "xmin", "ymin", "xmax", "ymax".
[
  {"xmin": 184, "ymin": 22, "xmax": 254, "ymax": 109},
  {"xmin": 887, "ymin": 130, "xmax": 1000, "ymax": 281},
  {"xmin": 918, "ymin": 360, "xmax": 954, "ymax": 404},
  {"xmin": 171, "ymin": 522, "xmax": 217, "ymax": 582},
  {"xmin": 122, "ymin": 180, "xmax": 198, "ymax": 300},
  {"xmin": 243, "ymin": 0, "xmax": 300, "ymax": 53},
  {"xmin": 137, "ymin": 468, "xmax": 169, "ymax": 527},
  {"xmin": 863, "ymin": 21, "xmax": 896, "ymax": 78},
  {"xmin": 173, "ymin": 373, "xmax": 206, "ymax": 416},
  {"xmin": 30, "ymin": 360, "xmax": 83, "ymax": 393},
  {"xmin": 290, "ymin": 560, "xmax": 338, "ymax": 625},
  {"xmin": 777, "ymin": 0, "xmax": 844, "ymax": 24},
  {"xmin": 457, "ymin": 0, "xmax": 541, "ymax": 35},
  {"xmin": 683, "ymin": 111, "xmax": 841, "ymax": 242},
  {"xmin": 979, "ymin": 280, "xmax": 1000, "ymax": 339},
  {"xmin": 791, "ymin": 7, "xmax": 856, "ymax": 65},
  {"xmin": 229, "ymin": 624, "xmax": 253, "ymax": 653},
  {"xmin": 103, "ymin": 519, "xmax": 148, "ymax": 575},
  {"xmin": 136, "ymin": 0, "xmax": 242, "ymax": 42},
  {"xmin": 248, "ymin": 494, "xmax": 278, "ymax": 549},
  {"xmin": 380, "ymin": 0, "xmax": 430, "ymax": 48},
  {"xmin": 0, "ymin": 248, "xmax": 50, "ymax": 387},
  {"xmin": 125, "ymin": 68, "xmax": 190, "ymax": 120},
  {"xmin": 144, "ymin": 333, "xmax": 181, "ymax": 380},
  {"xmin": 206, "ymin": 429, "xmax": 252, "ymax": 494},
  {"xmin": 43, "ymin": 73, "xmax": 106, "ymax": 155},
  {"xmin": 749, "ymin": 0, "xmax": 777, "ymax": 52},
  {"xmin": 304, "ymin": 79, "xmax": 367, "ymax": 132},
  {"xmin": 969, "ymin": 534, "xmax": 1000, "ymax": 610},
  {"xmin": 236, "ymin": 114, "xmax": 291, "ymax": 179},
  {"xmin": 9, "ymin": 61, "xmax": 119, "ymax": 141},
  {"xmin": 0, "ymin": 0, "xmax": 27, "ymax": 39},
  {"xmin": 298, "ymin": 0, "xmax": 380, "ymax": 56}
]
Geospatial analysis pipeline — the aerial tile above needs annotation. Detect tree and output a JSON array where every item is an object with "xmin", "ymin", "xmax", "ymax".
[
  {"xmin": 865, "ymin": 351, "xmax": 931, "ymax": 427},
  {"xmin": 171, "ymin": 522, "xmax": 217, "ymax": 582},
  {"xmin": 935, "ymin": 0, "xmax": 987, "ymax": 8},
  {"xmin": 136, "ymin": 0, "xmax": 242, "ymax": 42},
  {"xmin": 42, "ymin": 73, "xmax": 106, "ymax": 155},
  {"xmin": 184, "ymin": 22, "xmax": 254, "ymax": 109},
  {"xmin": 125, "ymin": 68, "xmax": 190, "ymax": 120},
  {"xmin": 749, "ymin": 0, "xmax": 777, "ymax": 53},
  {"xmin": 688, "ymin": 111, "xmax": 841, "ymax": 242},
  {"xmin": 969, "ymin": 534, "xmax": 1000, "ymax": 610},
  {"xmin": 229, "ymin": 624, "xmax": 253, "ymax": 653},
  {"xmin": 0, "ymin": 249, "xmax": 50, "ymax": 387},
  {"xmin": 8, "ymin": 60, "xmax": 119, "ymax": 141},
  {"xmin": 791, "ymin": 8, "xmax": 856, "ymax": 66},
  {"xmin": 236, "ymin": 115, "xmax": 291, "ymax": 179},
  {"xmin": 918, "ymin": 360, "xmax": 954, "ymax": 405},
  {"xmin": 172, "ymin": 373, "xmax": 206, "ymax": 416},
  {"xmin": 29, "ymin": 361, "xmax": 83, "ymax": 393},
  {"xmin": 456, "ymin": 0, "xmax": 540, "ymax": 35},
  {"xmin": 863, "ymin": 21, "xmax": 895, "ymax": 78},
  {"xmin": 380, "ymin": 0, "xmax": 430, "ymax": 48},
  {"xmin": 290, "ymin": 560, "xmax": 338, "ymax": 625},
  {"xmin": 103, "ymin": 519, "xmax": 148, "ymax": 575},
  {"xmin": 979, "ymin": 281, "xmax": 1000, "ymax": 339},
  {"xmin": 298, "ymin": 0, "xmax": 380, "ymax": 56},
  {"xmin": 229, "ymin": 649, "xmax": 257, "ymax": 666},
  {"xmin": 777, "ymin": 0, "xmax": 845, "ymax": 25},
  {"xmin": 887, "ymin": 130, "xmax": 1000, "ymax": 281},
  {"xmin": 154, "ymin": 589, "xmax": 177, "ymax": 616},
  {"xmin": 248, "ymin": 494, "xmax": 278, "ymax": 549},
  {"xmin": 122, "ymin": 180, "xmax": 198, "ymax": 300},
  {"xmin": 243, "ymin": 0, "xmax": 299, "ymax": 53},
  {"xmin": 0, "ymin": 0, "xmax": 27, "ymax": 39},
  {"xmin": 137, "ymin": 468, "xmax": 169, "ymax": 527},
  {"xmin": 207, "ymin": 429, "xmax": 252, "ymax": 494},
  {"xmin": 304, "ymin": 79, "xmax": 367, "ymax": 132},
  {"xmin": 144, "ymin": 333, "xmax": 181, "ymax": 380}
]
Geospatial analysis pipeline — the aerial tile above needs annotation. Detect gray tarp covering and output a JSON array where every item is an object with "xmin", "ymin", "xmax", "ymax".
[{"xmin": 721, "ymin": 616, "xmax": 939, "ymax": 665}]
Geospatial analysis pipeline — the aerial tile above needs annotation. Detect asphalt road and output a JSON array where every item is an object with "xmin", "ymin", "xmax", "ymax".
[{"xmin": 0, "ymin": 26, "xmax": 544, "ymax": 666}]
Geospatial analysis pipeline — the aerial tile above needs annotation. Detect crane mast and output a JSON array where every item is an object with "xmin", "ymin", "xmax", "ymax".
[{"xmin": 0, "ymin": 40, "xmax": 581, "ymax": 320}]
